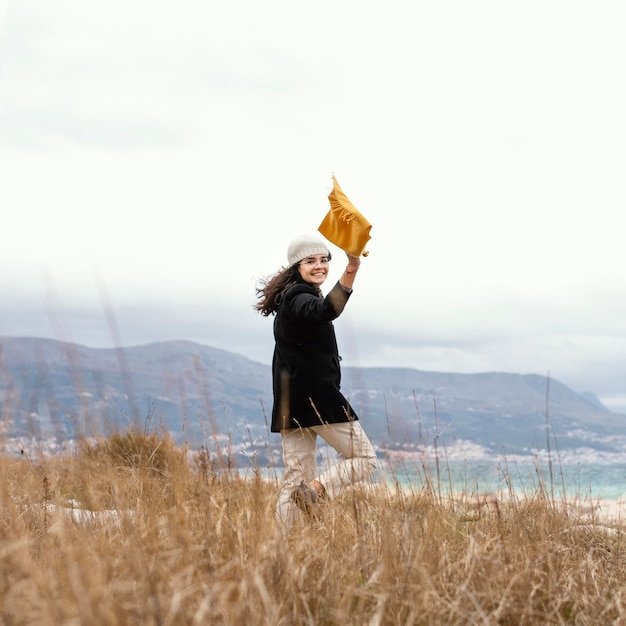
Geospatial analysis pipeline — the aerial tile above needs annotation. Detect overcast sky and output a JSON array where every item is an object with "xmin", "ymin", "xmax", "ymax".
[{"xmin": 1, "ymin": 1, "xmax": 625, "ymax": 411}]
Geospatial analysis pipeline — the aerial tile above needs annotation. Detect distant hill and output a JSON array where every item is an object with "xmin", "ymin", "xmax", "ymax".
[{"xmin": 1, "ymin": 337, "xmax": 624, "ymax": 463}]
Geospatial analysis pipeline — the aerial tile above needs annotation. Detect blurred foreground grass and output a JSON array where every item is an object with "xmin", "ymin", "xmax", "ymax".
[{"xmin": 2, "ymin": 430, "xmax": 625, "ymax": 625}]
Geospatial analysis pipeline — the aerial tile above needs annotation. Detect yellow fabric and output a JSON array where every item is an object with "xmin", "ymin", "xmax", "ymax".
[{"xmin": 318, "ymin": 176, "xmax": 372, "ymax": 257}]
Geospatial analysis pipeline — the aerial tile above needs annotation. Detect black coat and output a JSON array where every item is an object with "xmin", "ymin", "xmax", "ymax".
[{"xmin": 270, "ymin": 280, "xmax": 359, "ymax": 432}]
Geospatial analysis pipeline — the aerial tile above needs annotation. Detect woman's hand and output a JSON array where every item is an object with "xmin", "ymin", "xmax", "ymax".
[{"xmin": 346, "ymin": 253, "xmax": 361, "ymax": 272}]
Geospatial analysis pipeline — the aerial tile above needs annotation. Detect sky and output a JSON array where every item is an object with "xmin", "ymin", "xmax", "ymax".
[{"xmin": 1, "ymin": 1, "xmax": 625, "ymax": 411}]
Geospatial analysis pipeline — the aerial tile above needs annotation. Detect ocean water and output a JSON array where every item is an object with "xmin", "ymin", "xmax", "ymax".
[
  {"xmin": 377, "ymin": 459, "xmax": 626, "ymax": 501},
  {"xmin": 243, "ymin": 455, "xmax": 626, "ymax": 501}
]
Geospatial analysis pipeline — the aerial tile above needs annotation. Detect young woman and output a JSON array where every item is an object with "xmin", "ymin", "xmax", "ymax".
[{"xmin": 255, "ymin": 234, "xmax": 377, "ymax": 527}]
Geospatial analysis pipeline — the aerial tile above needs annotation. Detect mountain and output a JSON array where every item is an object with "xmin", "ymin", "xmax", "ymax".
[{"xmin": 1, "ymin": 336, "xmax": 624, "ymax": 463}]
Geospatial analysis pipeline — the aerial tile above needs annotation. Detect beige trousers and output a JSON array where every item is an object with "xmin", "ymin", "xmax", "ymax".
[{"xmin": 275, "ymin": 421, "xmax": 377, "ymax": 528}]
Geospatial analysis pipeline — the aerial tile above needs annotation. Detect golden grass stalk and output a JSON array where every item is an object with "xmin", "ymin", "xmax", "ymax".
[{"xmin": 1, "ymin": 430, "xmax": 625, "ymax": 625}]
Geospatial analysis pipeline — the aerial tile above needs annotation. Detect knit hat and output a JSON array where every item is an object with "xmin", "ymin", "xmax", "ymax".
[
  {"xmin": 318, "ymin": 175, "xmax": 371, "ymax": 257},
  {"xmin": 287, "ymin": 235, "xmax": 330, "ymax": 266}
]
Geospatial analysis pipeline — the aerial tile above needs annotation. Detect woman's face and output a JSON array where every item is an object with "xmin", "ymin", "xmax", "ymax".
[{"xmin": 297, "ymin": 254, "xmax": 329, "ymax": 287}]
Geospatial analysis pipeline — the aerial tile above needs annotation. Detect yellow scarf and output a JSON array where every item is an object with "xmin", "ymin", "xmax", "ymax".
[{"xmin": 318, "ymin": 176, "xmax": 371, "ymax": 257}]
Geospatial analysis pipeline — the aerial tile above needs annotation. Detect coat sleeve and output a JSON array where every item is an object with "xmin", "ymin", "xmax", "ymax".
[{"xmin": 286, "ymin": 282, "xmax": 351, "ymax": 321}]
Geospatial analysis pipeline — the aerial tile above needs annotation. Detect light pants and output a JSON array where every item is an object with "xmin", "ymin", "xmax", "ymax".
[{"xmin": 275, "ymin": 420, "xmax": 378, "ymax": 528}]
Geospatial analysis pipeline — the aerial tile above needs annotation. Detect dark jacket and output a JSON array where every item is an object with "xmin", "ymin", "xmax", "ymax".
[{"xmin": 270, "ymin": 280, "xmax": 358, "ymax": 432}]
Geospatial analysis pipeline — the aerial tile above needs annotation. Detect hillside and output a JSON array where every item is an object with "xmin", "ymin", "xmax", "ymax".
[{"xmin": 1, "ymin": 337, "xmax": 624, "ymax": 461}]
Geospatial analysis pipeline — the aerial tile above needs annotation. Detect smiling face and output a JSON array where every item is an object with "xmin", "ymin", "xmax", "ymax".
[{"xmin": 297, "ymin": 254, "xmax": 330, "ymax": 287}]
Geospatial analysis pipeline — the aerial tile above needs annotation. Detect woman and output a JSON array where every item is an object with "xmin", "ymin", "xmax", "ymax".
[{"xmin": 256, "ymin": 234, "xmax": 377, "ymax": 527}]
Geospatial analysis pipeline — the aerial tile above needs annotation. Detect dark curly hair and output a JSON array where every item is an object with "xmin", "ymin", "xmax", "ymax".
[{"xmin": 254, "ymin": 264, "xmax": 303, "ymax": 317}]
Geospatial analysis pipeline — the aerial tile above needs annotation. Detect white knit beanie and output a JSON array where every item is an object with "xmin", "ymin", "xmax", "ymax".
[{"xmin": 287, "ymin": 235, "xmax": 330, "ymax": 266}]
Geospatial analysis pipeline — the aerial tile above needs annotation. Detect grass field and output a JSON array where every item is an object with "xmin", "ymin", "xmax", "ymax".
[{"xmin": 2, "ymin": 430, "xmax": 625, "ymax": 625}]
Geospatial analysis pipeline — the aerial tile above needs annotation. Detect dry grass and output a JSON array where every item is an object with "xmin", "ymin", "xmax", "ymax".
[{"xmin": 2, "ymin": 431, "xmax": 626, "ymax": 625}]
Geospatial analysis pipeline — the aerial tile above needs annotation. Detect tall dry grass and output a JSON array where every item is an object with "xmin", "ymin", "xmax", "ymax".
[{"xmin": 2, "ymin": 430, "xmax": 625, "ymax": 625}]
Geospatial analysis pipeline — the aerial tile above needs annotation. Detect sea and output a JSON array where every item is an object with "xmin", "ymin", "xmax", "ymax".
[
  {"xmin": 327, "ymin": 442, "xmax": 626, "ymax": 501},
  {"xmin": 375, "ymin": 459, "xmax": 626, "ymax": 501},
  {"xmin": 245, "ymin": 450, "xmax": 626, "ymax": 502}
]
